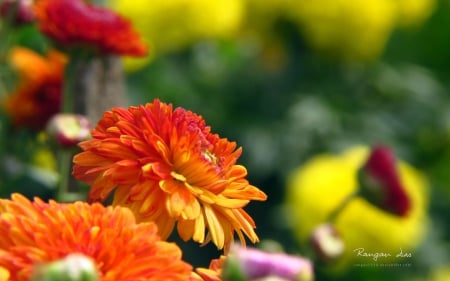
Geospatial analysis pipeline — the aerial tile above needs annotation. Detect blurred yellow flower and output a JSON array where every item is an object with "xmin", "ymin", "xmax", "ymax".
[
  {"xmin": 0, "ymin": 266, "xmax": 9, "ymax": 281},
  {"xmin": 107, "ymin": 0, "xmax": 244, "ymax": 70},
  {"xmin": 285, "ymin": 146, "xmax": 428, "ymax": 269},
  {"xmin": 286, "ymin": 0, "xmax": 435, "ymax": 62},
  {"xmin": 289, "ymin": 0, "xmax": 397, "ymax": 62},
  {"xmin": 428, "ymin": 267, "xmax": 450, "ymax": 281},
  {"xmin": 32, "ymin": 146, "xmax": 56, "ymax": 172},
  {"xmin": 397, "ymin": 0, "xmax": 436, "ymax": 27},
  {"xmin": 239, "ymin": 0, "xmax": 434, "ymax": 63}
]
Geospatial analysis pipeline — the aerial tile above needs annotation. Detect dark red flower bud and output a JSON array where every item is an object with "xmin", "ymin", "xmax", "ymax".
[{"xmin": 358, "ymin": 145, "xmax": 411, "ymax": 216}]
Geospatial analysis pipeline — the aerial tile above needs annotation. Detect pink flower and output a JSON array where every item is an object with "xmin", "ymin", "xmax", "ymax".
[
  {"xmin": 0, "ymin": 0, "xmax": 35, "ymax": 25},
  {"xmin": 223, "ymin": 244, "xmax": 313, "ymax": 281}
]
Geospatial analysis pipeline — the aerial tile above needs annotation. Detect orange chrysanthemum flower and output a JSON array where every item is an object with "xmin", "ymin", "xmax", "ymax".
[
  {"xmin": 73, "ymin": 99, "xmax": 267, "ymax": 250},
  {"xmin": 0, "ymin": 193, "xmax": 193, "ymax": 281},
  {"xmin": 3, "ymin": 47, "xmax": 66, "ymax": 130},
  {"xmin": 193, "ymin": 256, "xmax": 226, "ymax": 281},
  {"xmin": 34, "ymin": 0, "xmax": 148, "ymax": 56}
]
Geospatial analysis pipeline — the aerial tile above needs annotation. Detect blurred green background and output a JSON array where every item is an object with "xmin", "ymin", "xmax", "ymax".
[{"xmin": 1, "ymin": 0, "xmax": 450, "ymax": 280}]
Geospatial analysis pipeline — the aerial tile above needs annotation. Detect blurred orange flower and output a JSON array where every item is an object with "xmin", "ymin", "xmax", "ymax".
[
  {"xmin": 3, "ymin": 47, "xmax": 66, "ymax": 130},
  {"xmin": 0, "ymin": 193, "xmax": 193, "ymax": 281},
  {"xmin": 193, "ymin": 256, "xmax": 225, "ymax": 281},
  {"xmin": 73, "ymin": 99, "xmax": 267, "ymax": 250},
  {"xmin": 34, "ymin": 0, "xmax": 148, "ymax": 56}
]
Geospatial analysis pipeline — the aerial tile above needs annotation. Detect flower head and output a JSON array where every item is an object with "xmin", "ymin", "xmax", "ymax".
[
  {"xmin": 0, "ymin": 193, "xmax": 193, "ymax": 281},
  {"xmin": 286, "ymin": 146, "xmax": 428, "ymax": 269},
  {"xmin": 73, "ymin": 99, "xmax": 267, "ymax": 250},
  {"xmin": 358, "ymin": 145, "xmax": 411, "ymax": 216},
  {"xmin": 3, "ymin": 47, "xmax": 66, "ymax": 130},
  {"xmin": 34, "ymin": 0, "xmax": 148, "ymax": 56}
]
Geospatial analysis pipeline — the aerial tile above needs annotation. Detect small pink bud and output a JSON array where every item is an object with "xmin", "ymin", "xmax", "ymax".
[
  {"xmin": 310, "ymin": 224, "xmax": 345, "ymax": 261},
  {"xmin": 46, "ymin": 114, "xmax": 91, "ymax": 148},
  {"xmin": 358, "ymin": 145, "xmax": 410, "ymax": 216},
  {"xmin": 0, "ymin": 0, "xmax": 35, "ymax": 25},
  {"xmin": 223, "ymin": 244, "xmax": 314, "ymax": 281}
]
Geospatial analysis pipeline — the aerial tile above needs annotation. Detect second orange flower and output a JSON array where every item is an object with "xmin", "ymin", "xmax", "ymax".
[{"xmin": 73, "ymin": 99, "xmax": 267, "ymax": 251}]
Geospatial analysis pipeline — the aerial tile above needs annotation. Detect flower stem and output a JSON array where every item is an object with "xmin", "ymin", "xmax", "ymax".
[
  {"xmin": 327, "ymin": 190, "xmax": 359, "ymax": 223},
  {"xmin": 56, "ymin": 149, "xmax": 72, "ymax": 202},
  {"xmin": 62, "ymin": 58, "xmax": 77, "ymax": 113}
]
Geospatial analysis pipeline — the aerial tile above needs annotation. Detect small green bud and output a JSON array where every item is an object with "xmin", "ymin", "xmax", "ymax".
[{"xmin": 30, "ymin": 253, "xmax": 99, "ymax": 281}]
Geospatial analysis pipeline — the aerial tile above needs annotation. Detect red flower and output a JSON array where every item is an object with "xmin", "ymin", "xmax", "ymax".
[
  {"xmin": 358, "ymin": 145, "xmax": 411, "ymax": 216},
  {"xmin": 34, "ymin": 0, "xmax": 148, "ymax": 56},
  {"xmin": 73, "ymin": 99, "xmax": 267, "ymax": 250},
  {"xmin": 3, "ymin": 47, "xmax": 66, "ymax": 130}
]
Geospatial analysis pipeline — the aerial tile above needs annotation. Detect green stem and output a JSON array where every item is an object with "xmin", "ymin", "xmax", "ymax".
[
  {"xmin": 0, "ymin": 1, "xmax": 15, "ymax": 60},
  {"xmin": 62, "ymin": 49, "xmax": 94, "ymax": 114},
  {"xmin": 327, "ymin": 190, "xmax": 359, "ymax": 223},
  {"xmin": 56, "ymin": 149, "xmax": 72, "ymax": 202},
  {"xmin": 62, "ymin": 58, "xmax": 77, "ymax": 113}
]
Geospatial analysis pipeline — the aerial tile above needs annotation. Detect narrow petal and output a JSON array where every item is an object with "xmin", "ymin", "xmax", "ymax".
[{"xmin": 204, "ymin": 205, "xmax": 225, "ymax": 249}]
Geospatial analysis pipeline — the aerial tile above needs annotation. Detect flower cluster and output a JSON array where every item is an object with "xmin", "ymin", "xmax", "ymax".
[
  {"xmin": 0, "ymin": 98, "xmax": 274, "ymax": 280},
  {"xmin": 1, "ymin": 1, "xmax": 274, "ymax": 279},
  {"xmin": 0, "ymin": 0, "xmax": 435, "ymax": 280}
]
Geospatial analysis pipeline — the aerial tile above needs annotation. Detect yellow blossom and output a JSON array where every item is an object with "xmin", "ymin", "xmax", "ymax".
[
  {"xmin": 285, "ymin": 146, "xmax": 428, "ymax": 270},
  {"xmin": 107, "ymin": 0, "xmax": 244, "ymax": 70}
]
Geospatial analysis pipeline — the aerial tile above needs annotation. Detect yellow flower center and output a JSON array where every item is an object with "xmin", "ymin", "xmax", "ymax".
[{"xmin": 202, "ymin": 149, "xmax": 218, "ymax": 165}]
